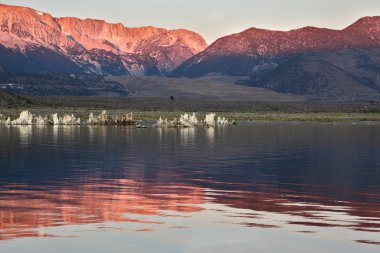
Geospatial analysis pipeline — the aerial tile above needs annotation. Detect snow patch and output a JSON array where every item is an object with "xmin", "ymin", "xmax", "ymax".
[
  {"xmin": 36, "ymin": 11, "xmax": 44, "ymax": 16},
  {"xmin": 0, "ymin": 32, "xmax": 30, "ymax": 53}
]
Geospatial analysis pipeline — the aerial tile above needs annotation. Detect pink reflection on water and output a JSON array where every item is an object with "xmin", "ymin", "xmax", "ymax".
[
  {"xmin": 0, "ymin": 179, "xmax": 205, "ymax": 240},
  {"xmin": 0, "ymin": 178, "xmax": 380, "ymax": 246}
]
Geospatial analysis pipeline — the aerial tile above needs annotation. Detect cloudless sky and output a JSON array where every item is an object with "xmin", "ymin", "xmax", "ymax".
[{"xmin": 1, "ymin": 0, "xmax": 380, "ymax": 44}]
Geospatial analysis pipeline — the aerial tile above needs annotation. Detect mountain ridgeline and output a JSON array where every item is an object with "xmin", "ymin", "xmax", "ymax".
[
  {"xmin": 0, "ymin": 4, "xmax": 207, "ymax": 76},
  {"xmin": 0, "ymin": 3, "xmax": 380, "ymax": 100},
  {"xmin": 172, "ymin": 17, "xmax": 380, "ymax": 100}
]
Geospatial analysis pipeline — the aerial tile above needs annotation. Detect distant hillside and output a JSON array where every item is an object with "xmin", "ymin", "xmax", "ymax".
[
  {"xmin": 106, "ymin": 76, "xmax": 304, "ymax": 101},
  {"xmin": 171, "ymin": 17, "xmax": 380, "ymax": 101},
  {"xmin": 0, "ymin": 73, "xmax": 128, "ymax": 96},
  {"xmin": 0, "ymin": 73, "xmax": 304, "ymax": 101},
  {"xmin": 243, "ymin": 48, "xmax": 380, "ymax": 101},
  {"xmin": 0, "ymin": 91, "xmax": 30, "ymax": 106},
  {"xmin": 172, "ymin": 17, "xmax": 380, "ymax": 78}
]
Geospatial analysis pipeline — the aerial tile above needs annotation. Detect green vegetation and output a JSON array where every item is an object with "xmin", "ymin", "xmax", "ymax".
[
  {"xmin": 1, "ymin": 93, "xmax": 380, "ymax": 123},
  {"xmin": 1, "ymin": 107, "xmax": 380, "ymax": 123}
]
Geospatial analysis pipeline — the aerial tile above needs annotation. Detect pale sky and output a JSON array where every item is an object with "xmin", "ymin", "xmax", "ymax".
[{"xmin": 1, "ymin": 0, "xmax": 380, "ymax": 44}]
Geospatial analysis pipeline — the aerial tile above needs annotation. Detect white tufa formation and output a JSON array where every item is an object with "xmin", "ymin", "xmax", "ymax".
[
  {"xmin": 155, "ymin": 112, "xmax": 234, "ymax": 128},
  {"xmin": 51, "ymin": 113, "xmax": 86, "ymax": 125},
  {"xmin": 156, "ymin": 113, "xmax": 199, "ymax": 128},
  {"xmin": 5, "ymin": 117, "xmax": 11, "ymax": 125},
  {"xmin": 204, "ymin": 113, "xmax": 216, "ymax": 127},
  {"xmin": 0, "ymin": 110, "xmax": 82, "ymax": 125},
  {"xmin": 157, "ymin": 117, "xmax": 164, "ymax": 126},
  {"xmin": 62, "ymin": 114, "xmax": 81, "ymax": 125},
  {"xmin": 155, "ymin": 117, "xmax": 173, "ymax": 127},
  {"xmin": 11, "ymin": 110, "xmax": 34, "ymax": 125},
  {"xmin": 52, "ymin": 113, "xmax": 61, "ymax": 125},
  {"xmin": 86, "ymin": 111, "xmax": 135, "ymax": 125},
  {"xmin": 155, "ymin": 117, "xmax": 176, "ymax": 127},
  {"xmin": 87, "ymin": 112, "xmax": 97, "ymax": 125},
  {"xmin": 189, "ymin": 113, "xmax": 199, "ymax": 125},
  {"xmin": 0, "ymin": 111, "xmax": 234, "ymax": 127},
  {"xmin": 179, "ymin": 113, "xmax": 194, "ymax": 127},
  {"xmin": 217, "ymin": 116, "xmax": 229, "ymax": 125},
  {"xmin": 0, "ymin": 114, "xmax": 11, "ymax": 125},
  {"xmin": 35, "ymin": 115, "xmax": 51, "ymax": 125},
  {"xmin": 0, "ymin": 114, "xmax": 6, "ymax": 125}
]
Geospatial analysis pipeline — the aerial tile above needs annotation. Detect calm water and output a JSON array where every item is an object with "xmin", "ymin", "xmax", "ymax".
[{"xmin": 0, "ymin": 124, "xmax": 380, "ymax": 252}]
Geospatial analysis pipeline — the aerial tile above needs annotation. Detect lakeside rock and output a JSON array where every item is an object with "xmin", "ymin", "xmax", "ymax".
[
  {"xmin": 0, "ymin": 110, "xmax": 235, "ymax": 127},
  {"xmin": 0, "ymin": 110, "xmax": 135, "ymax": 126},
  {"xmin": 87, "ymin": 111, "xmax": 135, "ymax": 125},
  {"xmin": 155, "ymin": 112, "xmax": 233, "ymax": 128},
  {"xmin": 204, "ymin": 113, "xmax": 216, "ymax": 127}
]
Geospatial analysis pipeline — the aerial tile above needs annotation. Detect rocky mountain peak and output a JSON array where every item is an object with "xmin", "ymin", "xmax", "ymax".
[{"xmin": 0, "ymin": 3, "xmax": 207, "ymax": 75}]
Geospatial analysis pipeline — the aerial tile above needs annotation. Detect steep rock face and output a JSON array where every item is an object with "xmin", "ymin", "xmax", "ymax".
[
  {"xmin": 0, "ymin": 5, "xmax": 81, "ymax": 53},
  {"xmin": 56, "ymin": 18, "xmax": 206, "ymax": 54},
  {"xmin": 56, "ymin": 18, "xmax": 207, "ymax": 72},
  {"xmin": 172, "ymin": 17, "xmax": 380, "ymax": 77},
  {"xmin": 0, "ymin": 4, "xmax": 207, "ymax": 75}
]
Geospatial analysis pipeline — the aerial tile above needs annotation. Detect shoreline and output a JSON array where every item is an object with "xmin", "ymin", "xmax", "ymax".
[
  {"xmin": 1, "ymin": 95, "xmax": 380, "ymax": 123},
  {"xmin": 1, "ymin": 107, "xmax": 380, "ymax": 123}
]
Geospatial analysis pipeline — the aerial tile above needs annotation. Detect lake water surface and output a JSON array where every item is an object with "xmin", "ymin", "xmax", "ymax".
[{"xmin": 0, "ymin": 124, "xmax": 380, "ymax": 252}]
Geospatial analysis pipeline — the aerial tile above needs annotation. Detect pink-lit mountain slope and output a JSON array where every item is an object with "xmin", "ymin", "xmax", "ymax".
[
  {"xmin": 171, "ymin": 17, "xmax": 380, "ymax": 100},
  {"xmin": 0, "ymin": 4, "xmax": 207, "ymax": 75},
  {"xmin": 173, "ymin": 16, "xmax": 380, "ymax": 78}
]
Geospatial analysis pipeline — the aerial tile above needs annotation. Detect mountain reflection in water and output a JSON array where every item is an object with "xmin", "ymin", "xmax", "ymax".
[{"xmin": 0, "ymin": 124, "xmax": 380, "ymax": 251}]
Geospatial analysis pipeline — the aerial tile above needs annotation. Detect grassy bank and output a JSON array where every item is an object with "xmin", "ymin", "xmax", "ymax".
[
  {"xmin": 1, "ymin": 106, "xmax": 380, "ymax": 123},
  {"xmin": 1, "ymin": 94, "xmax": 380, "ymax": 123}
]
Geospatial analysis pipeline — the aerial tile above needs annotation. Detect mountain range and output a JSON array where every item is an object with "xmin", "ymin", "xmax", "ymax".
[
  {"xmin": 0, "ymin": 4, "xmax": 207, "ymax": 76},
  {"xmin": 173, "ymin": 17, "xmax": 380, "ymax": 76},
  {"xmin": 0, "ymin": 3, "xmax": 380, "ymax": 100},
  {"xmin": 172, "ymin": 17, "xmax": 380, "ymax": 100}
]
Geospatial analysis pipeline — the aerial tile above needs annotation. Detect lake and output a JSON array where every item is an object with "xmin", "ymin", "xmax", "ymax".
[{"xmin": 0, "ymin": 123, "xmax": 380, "ymax": 252}]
